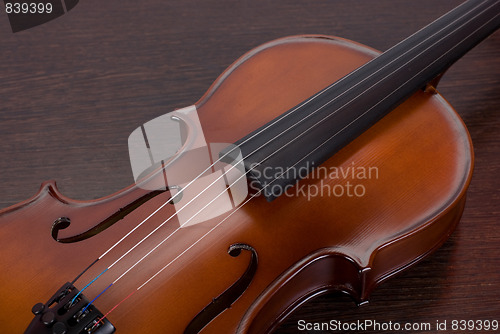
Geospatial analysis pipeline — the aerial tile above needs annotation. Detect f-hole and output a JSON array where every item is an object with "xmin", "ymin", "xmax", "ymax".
[
  {"xmin": 184, "ymin": 243, "xmax": 258, "ymax": 334},
  {"xmin": 51, "ymin": 185, "xmax": 182, "ymax": 243}
]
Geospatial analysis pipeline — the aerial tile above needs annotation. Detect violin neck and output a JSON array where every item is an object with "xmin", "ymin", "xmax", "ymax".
[{"xmin": 231, "ymin": 0, "xmax": 500, "ymax": 201}]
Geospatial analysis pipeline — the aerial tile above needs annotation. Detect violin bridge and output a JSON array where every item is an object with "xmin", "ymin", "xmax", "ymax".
[{"xmin": 25, "ymin": 282, "xmax": 115, "ymax": 334}]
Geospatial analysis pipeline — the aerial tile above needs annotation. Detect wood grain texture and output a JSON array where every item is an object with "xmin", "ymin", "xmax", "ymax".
[{"xmin": 0, "ymin": 0, "xmax": 498, "ymax": 333}]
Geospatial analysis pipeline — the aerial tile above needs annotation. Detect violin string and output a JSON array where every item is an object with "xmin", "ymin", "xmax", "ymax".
[
  {"xmin": 76, "ymin": 0, "xmax": 492, "ymax": 308},
  {"xmin": 81, "ymin": 283, "xmax": 113, "ymax": 313},
  {"xmin": 70, "ymin": 258, "xmax": 98, "ymax": 285},
  {"xmin": 70, "ymin": 0, "xmax": 484, "ymax": 295},
  {"xmin": 91, "ymin": 5, "xmax": 499, "ymax": 324}
]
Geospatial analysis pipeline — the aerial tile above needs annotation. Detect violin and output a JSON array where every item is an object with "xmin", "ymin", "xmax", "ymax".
[{"xmin": 0, "ymin": 0, "xmax": 499, "ymax": 333}]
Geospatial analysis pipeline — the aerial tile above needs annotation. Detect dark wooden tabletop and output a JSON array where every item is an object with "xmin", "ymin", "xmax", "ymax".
[{"xmin": 0, "ymin": 1, "xmax": 498, "ymax": 333}]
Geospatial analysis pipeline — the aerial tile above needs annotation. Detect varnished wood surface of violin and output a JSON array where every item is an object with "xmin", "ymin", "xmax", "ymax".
[{"xmin": 0, "ymin": 1, "xmax": 498, "ymax": 333}]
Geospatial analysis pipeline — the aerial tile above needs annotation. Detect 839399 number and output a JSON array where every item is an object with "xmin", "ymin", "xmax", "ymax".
[{"xmin": 5, "ymin": 2, "xmax": 53, "ymax": 14}]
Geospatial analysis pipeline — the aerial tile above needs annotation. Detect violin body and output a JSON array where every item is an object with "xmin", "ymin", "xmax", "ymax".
[{"xmin": 0, "ymin": 35, "xmax": 473, "ymax": 333}]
